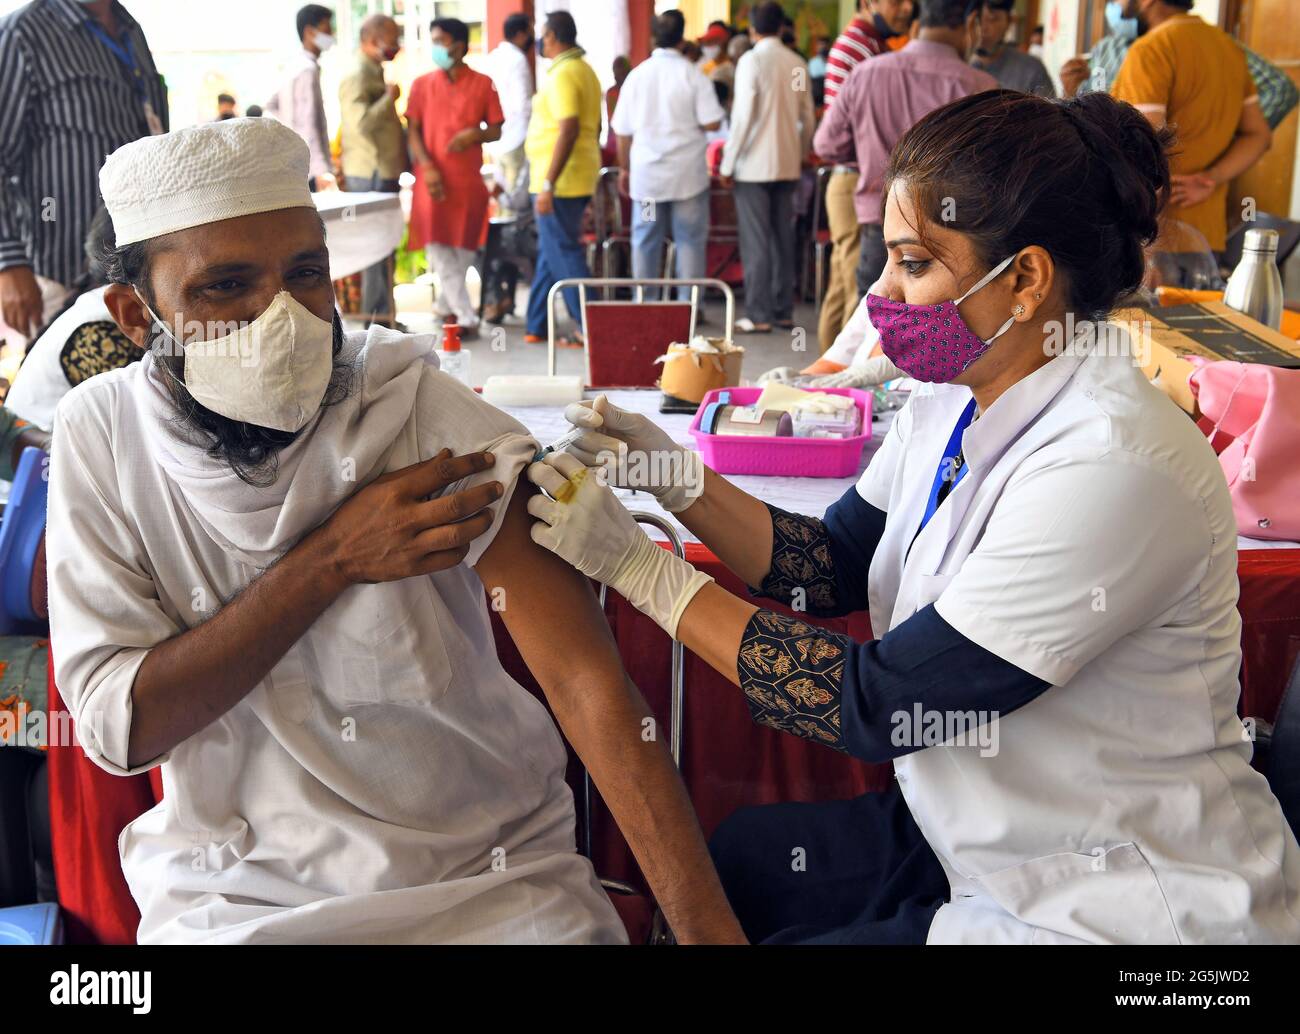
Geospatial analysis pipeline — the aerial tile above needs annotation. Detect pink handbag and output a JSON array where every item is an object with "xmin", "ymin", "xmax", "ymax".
[{"xmin": 1188, "ymin": 359, "xmax": 1300, "ymax": 541}]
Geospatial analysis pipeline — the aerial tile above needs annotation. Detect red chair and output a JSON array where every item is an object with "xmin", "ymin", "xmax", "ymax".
[{"xmin": 546, "ymin": 277, "xmax": 736, "ymax": 389}]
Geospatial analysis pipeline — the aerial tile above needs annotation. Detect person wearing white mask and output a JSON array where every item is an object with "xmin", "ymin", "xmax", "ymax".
[
  {"xmin": 265, "ymin": 4, "xmax": 338, "ymax": 192},
  {"xmin": 46, "ymin": 117, "xmax": 744, "ymax": 945},
  {"xmin": 525, "ymin": 91, "xmax": 1300, "ymax": 944}
]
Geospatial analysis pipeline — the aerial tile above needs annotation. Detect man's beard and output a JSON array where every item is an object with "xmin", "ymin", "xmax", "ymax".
[{"xmin": 155, "ymin": 311, "xmax": 357, "ymax": 487}]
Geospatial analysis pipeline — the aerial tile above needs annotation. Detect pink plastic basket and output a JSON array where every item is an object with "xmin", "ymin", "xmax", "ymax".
[{"xmin": 689, "ymin": 387, "xmax": 873, "ymax": 478}]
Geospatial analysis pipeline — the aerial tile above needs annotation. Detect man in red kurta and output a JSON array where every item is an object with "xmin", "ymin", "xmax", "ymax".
[{"xmin": 407, "ymin": 17, "xmax": 503, "ymax": 337}]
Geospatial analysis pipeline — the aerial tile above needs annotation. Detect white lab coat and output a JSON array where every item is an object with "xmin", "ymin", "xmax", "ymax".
[
  {"xmin": 856, "ymin": 324, "xmax": 1300, "ymax": 944},
  {"xmin": 46, "ymin": 327, "xmax": 626, "ymax": 944}
]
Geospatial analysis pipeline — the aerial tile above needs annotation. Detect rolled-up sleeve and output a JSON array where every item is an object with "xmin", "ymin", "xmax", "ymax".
[
  {"xmin": 47, "ymin": 392, "xmax": 179, "ymax": 775},
  {"xmin": 412, "ymin": 366, "xmax": 539, "ymax": 570}
]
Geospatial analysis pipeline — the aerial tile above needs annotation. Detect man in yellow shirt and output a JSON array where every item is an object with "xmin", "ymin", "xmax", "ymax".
[
  {"xmin": 1111, "ymin": 0, "xmax": 1271, "ymax": 262},
  {"xmin": 523, "ymin": 10, "xmax": 602, "ymax": 344}
]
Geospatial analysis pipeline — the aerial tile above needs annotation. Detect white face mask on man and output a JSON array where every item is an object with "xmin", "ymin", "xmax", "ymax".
[
  {"xmin": 136, "ymin": 289, "xmax": 336, "ymax": 433},
  {"xmin": 313, "ymin": 30, "xmax": 337, "ymax": 52}
]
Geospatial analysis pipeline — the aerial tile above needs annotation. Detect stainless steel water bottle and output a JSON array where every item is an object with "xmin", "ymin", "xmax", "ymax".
[{"xmin": 1223, "ymin": 227, "xmax": 1284, "ymax": 331}]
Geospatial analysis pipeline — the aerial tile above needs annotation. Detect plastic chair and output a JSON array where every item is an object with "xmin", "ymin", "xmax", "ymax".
[
  {"xmin": 0, "ymin": 447, "xmax": 49, "ymax": 636},
  {"xmin": 704, "ymin": 179, "xmax": 744, "ymax": 285},
  {"xmin": 581, "ymin": 513, "xmax": 689, "ymax": 944},
  {"xmin": 0, "ymin": 902, "xmax": 61, "ymax": 944},
  {"xmin": 1147, "ymin": 219, "xmax": 1224, "ymax": 292},
  {"xmin": 546, "ymin": 277, "xmax": 736, "ymax": 388}
]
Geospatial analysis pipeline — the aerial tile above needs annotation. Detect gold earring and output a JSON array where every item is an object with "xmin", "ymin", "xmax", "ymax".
[
  {"xmin": 1034, "ymin": 292, "xmax": 1042, "ymax": 300},
  {"xmin": 1013, "ymin": 303, "xmax": 1026, "ymax": 318}
]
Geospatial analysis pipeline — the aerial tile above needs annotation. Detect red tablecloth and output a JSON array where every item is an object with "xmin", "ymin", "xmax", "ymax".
[{"xmin": 44, "ymin": 546, "xmax": 1300, "ymax": 944}]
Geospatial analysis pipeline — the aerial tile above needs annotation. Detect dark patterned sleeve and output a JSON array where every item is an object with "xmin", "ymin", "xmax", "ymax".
[
  {"xmin": 59, "ymin": 321, "xmax": 145, "ymax": 387},
  {"xmin": 736, "ymin": 604, "xmax": 1052, "ymax": 760},
  {"xmin": 750, "ymin": 488, "xmax": 886, "ymax": 618}
]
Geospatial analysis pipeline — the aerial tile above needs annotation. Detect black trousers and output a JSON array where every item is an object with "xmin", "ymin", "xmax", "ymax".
[
  {"xmin": 709, "ymin": 786, "xmax": 948, "ymax": 944},
  {"xmin": 733, "ymin": 180, "xmax": 797, "ymax": 325}
]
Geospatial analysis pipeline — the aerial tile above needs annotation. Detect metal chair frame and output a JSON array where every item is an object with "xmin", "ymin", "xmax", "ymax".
[
  {"xmin": 579, "ymin": 513, "xmax": 689, "ymax": 945},
  {"xmin": 545, "ymin": 277, "xmax": 736, "ymax": 383}
]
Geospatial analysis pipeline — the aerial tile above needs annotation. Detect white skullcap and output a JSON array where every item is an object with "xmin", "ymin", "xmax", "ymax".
[{"xmin": 99, "ymin": 117, "xmax": 314, "ymax": 247}]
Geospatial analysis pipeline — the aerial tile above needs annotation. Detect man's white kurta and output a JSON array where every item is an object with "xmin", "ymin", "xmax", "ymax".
[
  {"xmin": 46, "ymin": 328, "xmax": 626, "ymax": 944},
  {"xmin": 855, "ymin": 325, "xmax": 1300, "ymax": 944}
]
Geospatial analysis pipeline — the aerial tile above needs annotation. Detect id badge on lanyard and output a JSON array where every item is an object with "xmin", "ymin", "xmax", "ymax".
[
  {"xmin": 87, "ymin": 20, "xmax": 162, "ymax": 135},
  {"xmin": 142, "ymin": 100, "xmax": 164, "ymax": 136}
]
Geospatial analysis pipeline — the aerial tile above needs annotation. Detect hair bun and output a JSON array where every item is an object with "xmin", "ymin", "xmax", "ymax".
[{"xmin": 1062, "ymin": 92, "xmax": 1172, "ymax": 247}]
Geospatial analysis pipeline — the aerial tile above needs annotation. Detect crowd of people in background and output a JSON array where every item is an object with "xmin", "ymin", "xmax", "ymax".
[{"xmin": 0, "ymin": 0, "xmax": 1295, "ymax": 422}]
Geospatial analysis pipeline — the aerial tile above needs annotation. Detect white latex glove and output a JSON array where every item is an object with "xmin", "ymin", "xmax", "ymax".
[
  {"xmin": 804, "ymin": 355, "xmax": 904, "ymax": 389},
  {"xmin": 561, "ymin": 394, "xmax": 704, "ymax": 513},
  {"xmin": 757, "ymin": 365, "xmax": 799, "ymax": 385},
  {"xmin": 527, "ymin": 452, "xmax": 713, "ymax": 639}
]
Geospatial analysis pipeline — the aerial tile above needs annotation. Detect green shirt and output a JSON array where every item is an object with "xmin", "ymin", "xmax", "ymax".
[{"xmin": 339, "ymin": 53, "xmax": 408, "ymax": 181}]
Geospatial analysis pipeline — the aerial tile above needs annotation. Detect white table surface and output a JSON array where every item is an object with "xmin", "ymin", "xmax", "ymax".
[
  {"xmin": 501, "ymin": 388, "xmax": 891, "ymax": 544},
  {"xmin": 501, "ymin": 388, "xmax": 1297, "ymax": 553},
  {"xmin": 313, "ymin": 191, "xmax": 405, "ymax": 281}
]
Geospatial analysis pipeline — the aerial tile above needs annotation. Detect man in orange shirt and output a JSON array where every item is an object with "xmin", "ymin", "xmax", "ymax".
[
  {"xmin": 407, "ymin": 17, "xmax": 504, "ymax": 338},
  {"xmin": 1111, "ymin": 0, "xmax": 1270, "ymax": 261}
]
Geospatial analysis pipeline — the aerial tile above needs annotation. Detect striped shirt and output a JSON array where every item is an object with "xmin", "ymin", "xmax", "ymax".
[
  {"xmin": 823, "ymin": 16, "xmax": 889, "ymax": 108},
  {"xmin": 0, "ymin": 0, "xmax": 168, "ymax": 286}
]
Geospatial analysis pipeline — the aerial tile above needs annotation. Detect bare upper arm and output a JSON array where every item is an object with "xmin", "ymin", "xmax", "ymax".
[
  {"xmin": 1237, "ymin": 96, "xmax": 1271, "ymax": 142},
  {"xmin": 473, "ymin": 478, "xmax": 625, "ymax": 702}
]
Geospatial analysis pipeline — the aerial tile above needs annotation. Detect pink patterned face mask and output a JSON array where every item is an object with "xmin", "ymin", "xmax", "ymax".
[{"xmin": 867, "ymin": 254, "xmax": 1018, "ymax": 383}]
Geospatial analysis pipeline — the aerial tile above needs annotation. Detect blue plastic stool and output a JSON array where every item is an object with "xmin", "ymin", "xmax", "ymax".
[
  {"xmin": 0, "ymin": 903, "xmax": 62, "ymax": 944},
  {"xmin": 0, "ymin": 446, "xmax": 48, "ymax": 635}
]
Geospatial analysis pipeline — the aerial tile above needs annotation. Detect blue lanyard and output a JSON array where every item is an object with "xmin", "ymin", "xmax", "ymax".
[
  {"xmin": 85, "ymin": 19, "xmax": 146, "ymax": 102},
  {"xmin": 917, "ymin": 398, "xmax": 978, "ymax": 538}
]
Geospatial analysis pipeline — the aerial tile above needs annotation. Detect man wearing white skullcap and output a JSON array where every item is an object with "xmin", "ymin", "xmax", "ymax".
[{"xmin": 45, "ymin": 118, "xmax": 744, "ymax": 945}]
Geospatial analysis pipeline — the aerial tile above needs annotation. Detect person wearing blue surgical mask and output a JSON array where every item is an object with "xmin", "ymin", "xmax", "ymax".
[
  {"xmin": 1061, "ymin": 0, "xmax": 1296, "ymax": 139},
  {"xmin": 406, "ymin": 17, "xmax": 505, "ymax": 338}
]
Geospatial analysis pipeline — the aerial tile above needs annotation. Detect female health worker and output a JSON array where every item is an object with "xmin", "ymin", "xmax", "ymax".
[{"xmin": 525, "ymin": 90, "xmax": 1300, "ymax": 945}]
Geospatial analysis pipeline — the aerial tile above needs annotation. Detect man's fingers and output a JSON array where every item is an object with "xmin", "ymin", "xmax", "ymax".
[
  {"xmin": 526, "ymin": 458, "xmax": 570, "ymax": 497},
  {"xmin": 400, "ymin": 450, "xmax": 496, "ymax": 498},
  {"xmin": 412, "ymin": 543, "xmax": 473, "ymax": 575},
  {"xmin": 415, "ymin": 480, "xmax": 502, "ymax": 526},
  {"xmin": 413, "ymin": 506, "xmax": 495, "ymax": 553}
]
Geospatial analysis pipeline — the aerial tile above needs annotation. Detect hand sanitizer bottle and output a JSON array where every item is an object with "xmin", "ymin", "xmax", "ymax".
[{"xmin": 437, "ymin": 320, "xmax": 471, "ymax": 386}]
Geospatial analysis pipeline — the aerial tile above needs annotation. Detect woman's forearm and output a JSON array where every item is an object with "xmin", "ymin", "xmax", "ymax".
[{"xmin": 677, "ymin": 467, "xmax": 775, "ymax": 587}]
